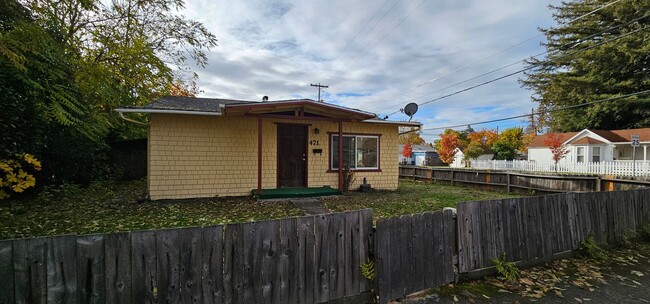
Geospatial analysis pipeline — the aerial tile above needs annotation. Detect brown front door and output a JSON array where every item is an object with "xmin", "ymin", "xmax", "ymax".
[{"xmin": 277, "ymin": 124, "xmax": 308, "ymax": 188}]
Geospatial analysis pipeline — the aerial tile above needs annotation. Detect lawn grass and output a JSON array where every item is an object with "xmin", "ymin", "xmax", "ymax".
[
  {"xmin": 323, "ymin": 179, "xmax": 522, "ymax": 219},
  {"xmin": 0, "ymin": 178, "xmax": 521, "ymax": 239},
  {"xmin": 0, "ymin": 180, "xmax": 303, "ymax": 240}
]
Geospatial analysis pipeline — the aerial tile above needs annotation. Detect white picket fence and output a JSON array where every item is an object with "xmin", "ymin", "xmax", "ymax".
[{"xmin": 470, "ymin": 160, "xmax": 650, "ymax": 177}]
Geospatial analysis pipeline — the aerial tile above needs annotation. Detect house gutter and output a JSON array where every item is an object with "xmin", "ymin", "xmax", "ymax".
[
  {"xmin": 115, "ymin": 108, "xmax": 224, "ymax": 125},
  {"xmin": 118, "ymin": 111, "xmax": 148, "ymax": 126},
  {"xmin": 399, "ymin": 125, "xmax": 422, "ymax": 136}
]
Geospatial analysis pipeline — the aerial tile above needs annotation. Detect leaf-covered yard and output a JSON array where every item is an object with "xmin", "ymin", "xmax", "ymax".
[
  {"xmin": 0, "ymin": 179, "xmax": 520, "ymax": 240},
  {"xmin": 324, "ymin": 179, "xmax": 521, "ymax": 219}
]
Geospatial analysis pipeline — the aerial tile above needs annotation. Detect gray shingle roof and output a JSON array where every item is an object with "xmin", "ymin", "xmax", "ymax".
[{"xmin": 133, "ymin": 96, "xmax": 258, "ymax": 113}]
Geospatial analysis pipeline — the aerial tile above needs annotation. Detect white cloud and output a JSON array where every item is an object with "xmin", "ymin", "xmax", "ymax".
[{"xmin": 179, "ymin": 0, "xmax": 564, "ymax": 142}]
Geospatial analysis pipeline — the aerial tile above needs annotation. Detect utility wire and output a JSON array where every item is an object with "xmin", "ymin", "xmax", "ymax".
[
  {"xmin": 330, "ymin": 0, "xmax": 427, "ymax": 87},
  {"xmin": 418, "ymin": 90, "xmax": 650, "ymax": 132},
  {"xmin": 383, "ymin": 23, "xmax": 649, "ymax": 117},
  {"xmin": 333, "ymin": 0, "xmax": 416, "ymax": 67},
  {"xmin": 363, "ymin": 0, "xmax": 626, "ymax": 104},
  {"xmin": 380, "ymin": 13, "xmax": 649, "ymax": 115},
  {"xmin": 329, "ymin": 0, "xmax": 393, "ymax": 64}
]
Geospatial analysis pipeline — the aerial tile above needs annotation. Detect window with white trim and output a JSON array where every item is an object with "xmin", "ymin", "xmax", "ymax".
[
  {"xmin": 576, "ymin": 147, "xmax": 585, "ymax": 163},
  {"xmin": 331, "ymin": 135, "xmax": 379, "ymax": 170},
  {"xmin": 592, "ymin": 146, "xmax": 600, "ymax": 162}
]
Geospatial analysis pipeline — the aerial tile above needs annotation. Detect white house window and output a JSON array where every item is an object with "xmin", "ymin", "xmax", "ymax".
[
  {"xmin": 331, "ymin": 134, "xmax": 379, "ymax": 170},
  {"xmin": 576, "ymin": 147, "xmax": 585, "ymax": 163},
  {"xmin": 592, "ymin": 147, "xmax": 601, "ymax": 162}
]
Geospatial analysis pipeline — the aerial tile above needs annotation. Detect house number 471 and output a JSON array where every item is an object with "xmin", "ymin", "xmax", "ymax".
[{"xmin": 309, "ymin": 140, "xmax": 319, "ymax": 146}]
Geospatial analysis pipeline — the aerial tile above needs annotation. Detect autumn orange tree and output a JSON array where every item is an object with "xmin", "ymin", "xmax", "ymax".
[
  {"xmin": 436, "ymin": 132, "xmax": 460, "ymax": 164},
  {"xmin": 465, "ymin": 129, "xmax": 498, "ymax": 161},
  {"xmin": 401, "ymin": 143, "xmax": 413, "ymax": 159},
  {"xmin": 544, "ymin": 133, "xmax": 570, "ymax": 172},
  {"xmin": 399, "ymin": 131, "xmax": 426, "ymax": 145}
]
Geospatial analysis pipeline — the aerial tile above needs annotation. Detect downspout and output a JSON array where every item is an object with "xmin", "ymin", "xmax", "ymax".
[
  {"xmin": 399, "ymin": 125, "xmax": 421, "ymax": 135},
  {"xmin": 118, "ymin": 111, "xmax": 148, "ymax": 125}
]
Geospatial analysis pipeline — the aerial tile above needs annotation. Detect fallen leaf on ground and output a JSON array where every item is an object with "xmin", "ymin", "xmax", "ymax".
[{"xmin": 631, "ymin": 270, "xmax": 644, "ymax": 277}]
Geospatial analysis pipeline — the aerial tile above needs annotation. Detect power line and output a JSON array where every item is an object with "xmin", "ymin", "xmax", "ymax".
[
  {"xmin": 380, "ymin": 12, "xmax": 649, "ymax": 115},
  {"xmin": 418, "ymin": 90, "xmax": 650, "ymax": 132},
  {"xmin": 328, "ymin": 0, "xmax": 393, "ymax": 64},
  {"xmin": 332, "ymin": 0, "xmax": 413, "ymax": 67},
  {"xmin": 361, "ymin": 0, "xmax": 626, "ymax": 104},
  {"xmin": 383, "ymin": 23, "xmax": 649, "ymax": 117},
  {"xmin": 330, "ymin": 0, "xmax": 427, "ymax": 87}
]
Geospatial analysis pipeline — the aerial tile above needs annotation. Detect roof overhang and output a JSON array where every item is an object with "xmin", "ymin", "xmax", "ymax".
[
  {"xmin": 361, "ymin": 119, "xmax": 421, "ymax": 127},
  {"xmin": 116, "ymin": 107, "xmax": 222, "ymax": 116},
  {"xmin": 223, "ymin": 100, "xmax": 376, "ymax": 120},
  {"xmin": 564, "ymin": 129, "xmax": 611, "ymax": 145}
]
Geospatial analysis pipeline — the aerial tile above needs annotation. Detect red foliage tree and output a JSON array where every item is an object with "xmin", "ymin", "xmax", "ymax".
[
  {"xmin": 544, "ymin": 133, "xmax": 570, "ymax": 172},
  {"xmin": 402, "ymin": 143, "xmax": 413, "ymax": 158},
  {"xmin": 436, "ymin": 132, "xmax": 460, "ymax": 164}
]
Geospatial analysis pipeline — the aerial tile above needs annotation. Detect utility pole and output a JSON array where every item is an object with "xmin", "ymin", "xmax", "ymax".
[
  {"xmin": 310, "ymin": 83, "xmax": 329, "ymax": 102},
  {"xmin": 530, "ymin": 108, "xmax": 537, "ymax": 135}
]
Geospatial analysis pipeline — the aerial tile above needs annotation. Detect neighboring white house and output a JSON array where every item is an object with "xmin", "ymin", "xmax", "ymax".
[
  {"xmin": 450, "ymin": 148, "xmax": 493, "ymax": 168},
  {"xmin": 398, "ymin": 144, "xmax": 441, "ymax": 166},
  {"xmin": 528, "ymin": 128, "xmax": 650, "ymax": 164}
]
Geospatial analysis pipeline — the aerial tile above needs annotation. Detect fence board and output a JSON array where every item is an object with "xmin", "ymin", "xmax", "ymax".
[
  {"xmin": 376, "ymin": 210, "xmax": 456, "ymax": 303},
  {"xmin": 179, "ymin": 227, "xmax": 203, "ymax": 304},
  {"xmin": 105, "ymin": 232, "xmax": 132, "ymax": 304},
  {"xmin": 375, "ymin": 217, "xmax": 391, "ymax": 303},
  {"xmin": 156, "ymin": 229, "xmax": 181, "ymax": 303},
  {"xmin": 328, "ymin": 212, "xmax": 345, "ymax": 300},
  {"xmin": 313, "ymin": 214, "xmax": 330, "ymax": 303},
  {"xmin": 14, "ymin": 237, "xmax": 48, "ymax": 304},
  {"xmin": 0, "ymin": 240, "xmax": 13, "ymax": 304},
  {"xmin": 131, "ymin": 231, "xmax": 157, "ymax": 304},
  {"xmin": 77, "ymin": 235, "xmax": 105, "ymax": 304},
  {"xmin": 296, "ymin": 216, "xmax": 314, "ymax": 303},
  {"xmin": 201, "ymin": 225, "xmax": 223, "ymax": 304},
  {"xmin": 279, "ymin": 218, "xmax": 297, "ymax": 303},
  {"xmin": 47, "ymin": 235, "xmax": 78, "ymax": 304}
]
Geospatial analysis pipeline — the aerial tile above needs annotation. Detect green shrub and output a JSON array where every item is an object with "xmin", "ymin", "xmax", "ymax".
[
  {"xmin": 578, "ymin": 234, "xmax": 606, "ymax": 260},
  {"xmin": 360, "ymin": 258, "xmax": 376, "ymax": 281},
  {"xmin": 491, "ymin": 253, "xmax": 519, "ymax": 281}
]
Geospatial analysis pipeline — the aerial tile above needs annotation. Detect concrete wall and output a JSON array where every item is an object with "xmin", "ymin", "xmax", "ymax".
[{"xmin": 148, "ymin": 114, "xmax": 399, "ymax": 200}]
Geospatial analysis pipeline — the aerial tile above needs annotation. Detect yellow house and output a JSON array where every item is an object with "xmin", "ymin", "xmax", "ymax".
[{"xmin": 117, "ymin": 96, "xmax": 420, "ymax": 200}]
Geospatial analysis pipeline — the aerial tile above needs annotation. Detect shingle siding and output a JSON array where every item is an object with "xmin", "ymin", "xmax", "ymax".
[{"xmin": 148, "ymin": 114, "xmax": 399, "ymax": 200}]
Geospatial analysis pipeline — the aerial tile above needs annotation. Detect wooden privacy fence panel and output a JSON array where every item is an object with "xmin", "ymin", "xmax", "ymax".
[
  {"xmin": 375, "ymin": 209, "xmax": 456, "ymax": 304},
  {"xmin": 0, "ymin": 225, "xmax": 224, "ymax": 304},
  {"xmin": 457, "ymin": 188, "xmax": 650, "ymax": 273},
  {"xmin": 223, "ymin": 209, "xmax": 373, "ymax": 304}
]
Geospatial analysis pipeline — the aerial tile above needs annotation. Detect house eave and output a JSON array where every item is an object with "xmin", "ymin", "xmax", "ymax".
[
  {"xmin": 362, "ymin": 119, "xmax": 421, "ymax": 127},
  {"xmin": 115, "ymin": 108, "xmax": 223, "ymax": 116}
]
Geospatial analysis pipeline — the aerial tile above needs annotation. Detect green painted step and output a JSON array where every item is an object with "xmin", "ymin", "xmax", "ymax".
[{"xmin": 252, "ymin": 186, "xmax": 342, "ymax": 199}]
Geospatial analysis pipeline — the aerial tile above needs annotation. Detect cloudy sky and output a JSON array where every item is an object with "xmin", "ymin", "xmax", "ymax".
[{"xmin": 181, "ymin": 0, "xmax": 564, "ymax": 142}]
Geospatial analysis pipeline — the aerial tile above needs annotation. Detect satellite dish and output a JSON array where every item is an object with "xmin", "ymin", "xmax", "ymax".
[{"xmin": 402, "ymin": 103, "xmax": 419, "ymax": 121}]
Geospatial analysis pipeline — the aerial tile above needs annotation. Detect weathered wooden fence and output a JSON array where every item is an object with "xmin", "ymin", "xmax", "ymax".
[
  {"xmin": 2, "ymin": 189, "xmax": 649, "ymax": 304},
  {"xmin": 223, "ymin": 210, "xmax": 373, "ymax": 304},
  {"xmin": 0, "ymin": 210, "xmax": 373, "ymax": 304},
  {"xmin": 0, "ymin": 227, "xmax": 223, "ymax": 304},
  {"xmin": 375, "ymin": 209, "xmax": 456, "ymax": 303},
  {"xmin": 400, "ymin": 165, "xmax": 650, "ymax": 193},
  {"xmin": 456, "ymin": 188, "xmax": 650, "ymax": 273}
]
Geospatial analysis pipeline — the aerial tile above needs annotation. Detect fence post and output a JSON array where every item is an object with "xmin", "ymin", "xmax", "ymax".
[
  {"xmin": 506, "ymin": 172, "xmax": 511, "ymax": 193},
  {"xmin": 450, "ymin": 169, "xmax": 455, "ymax": 185},
  {"xmin": 595, "ymin": 176, "xmax": 601, "ymax": 192}
]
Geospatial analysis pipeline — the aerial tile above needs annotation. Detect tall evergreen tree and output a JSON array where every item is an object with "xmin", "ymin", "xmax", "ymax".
[{"xmin": 521, "ymin": 0, "xmax": 650, "ymax": 132}]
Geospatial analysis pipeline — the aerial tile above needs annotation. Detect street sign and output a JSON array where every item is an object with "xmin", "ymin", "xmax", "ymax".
[{"xmin": 631, "ymin": 134, "xmax": 640, "ymax": 147}]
